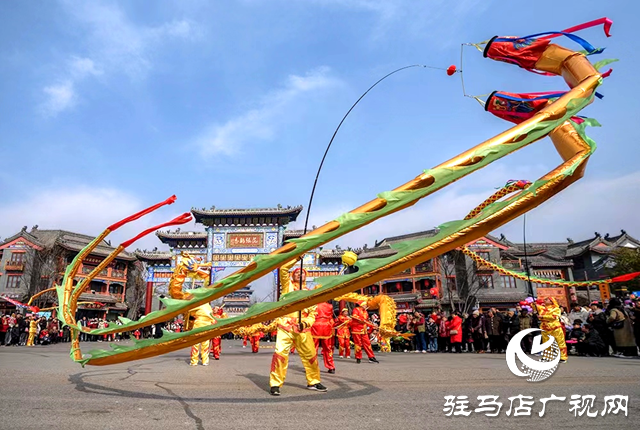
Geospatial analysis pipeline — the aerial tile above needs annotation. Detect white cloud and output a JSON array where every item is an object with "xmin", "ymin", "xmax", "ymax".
[
  {"xmin": 195, "ymin": 67, "xmax": 343, "ymax": 156},
  {"xmin": 64, "ymin": 1, "xmax": 197, "ymax": 78},
  {"xmin": 39, "ymin": 1, "xmax": 199, "ymax": 116},
  {"xmin": 159, "ymin": 20, "xmax": 197, "ymax": 39},
  {"xmin": 496, "ymin": 171, "xmax": 640, "ymax": 243},
  {"xmin": 0, "ymin": 186, "xmax": 277, "ymax": 300},
  {"xmin": 69, "ymin": 56, "xmax": 103, "ymax": 78},
  {"xmin": 289, "ymin": 170, "xmax": 640, "ymax": 249},
  {"xmin": 0, "ymin": 187, "xmax": 192, "ymax": 252},
  {"xmin": 40, "ymin": 81, "xmax": 76, "ymax": 117},
  {"xmin": 299, "ymin": 0, "xmax": 489, "ymax": 41}
]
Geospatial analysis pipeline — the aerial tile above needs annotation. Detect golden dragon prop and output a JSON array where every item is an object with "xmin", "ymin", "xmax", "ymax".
[{"xmin": 53, "ymin": 21, "xmax": 611, "ymax": 365}]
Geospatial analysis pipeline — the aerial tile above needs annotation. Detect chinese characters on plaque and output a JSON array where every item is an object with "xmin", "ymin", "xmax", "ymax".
[{"xmin": 227, "ymin": 233, "xmax": 264, "ymax": 248}]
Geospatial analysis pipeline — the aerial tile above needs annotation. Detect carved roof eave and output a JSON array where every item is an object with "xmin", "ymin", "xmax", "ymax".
[
  {"xmin": 375, "ymin": 229, "xmax": 439, "ymax": 246},
  {"xmin": 0, "ymin": 232, "xmax": 45, "ymax": 250},
  {"xmin": 57, "ymin": 242, "xmax": 137, "ymax": 261},
  {"xmin": 358, "ymin": 246, "xmax": 397, "ymax": 260},
  {"xmin": 156, "ymin": 231, "xmax": 208, "ymax": 241},
  {"xmin": 134, "ymin": 251, "xmax": 173, "ymax": 261},
  {"xmin": 318, "ymin": 248, "xmax": 363, "ymax": 258},
  {"xmin": 192, "ymin": 205, "xmax": 303, "ymax": 221}
]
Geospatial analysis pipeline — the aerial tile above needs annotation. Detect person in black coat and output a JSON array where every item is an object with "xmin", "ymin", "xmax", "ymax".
[
  {"xmin": 577, "ymin": 323, "xmax": 607, "ymax": 356},
  {"xmin": 502, "ymin": 309, "xmax": 520, "ymax": 344}
]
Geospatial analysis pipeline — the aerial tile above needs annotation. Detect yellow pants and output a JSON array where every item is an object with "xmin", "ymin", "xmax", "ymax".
[
  {"xmin": 269, "ymin": 328, "xmax": 321, "ymax": 388},
  {"xmin": 27, "ymin": 332, "xmax": 36, "ymax": 346},
  {"xmin": 190, "ymin": 340, "xmax": 210, "ymax": 365},
  {"xmin": 541, "ymin": 326, "xmax": 568, "ymax": 361}
]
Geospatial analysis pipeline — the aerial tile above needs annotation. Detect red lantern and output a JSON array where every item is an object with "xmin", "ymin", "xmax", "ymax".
[
  {"xmin": 396, "ymin": 282, "xmax": 402, "ymax": 291},
  {"xmin": 446, "ymin": 65, "xmax": 457, "ymax": 76},
  {"xmin": 429, "ymin": 287, "xmax": 439, "ymax": 298}
]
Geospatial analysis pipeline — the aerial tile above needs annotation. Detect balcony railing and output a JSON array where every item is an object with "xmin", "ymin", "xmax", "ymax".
[
  {"xmin": 502, "ymin": 260, "xmax": 522, "ymax": 270},
  {"xmin": 414, "ymin": 262, "xmax": 434, "ymax": 273},
  {"xmin": 111, "ymin": 270, "xmax": 126, "ymax": 279},
  {"xmin": 81, "ymin": 266, "xmax": 109, "ymax": 276},
  {"xmin": 110, "ymin": 293, "xmax": 125, "ymax": 302},
  {"xmin": 4, "ymin": 262, "xmax": 24, "ymax": 271}
]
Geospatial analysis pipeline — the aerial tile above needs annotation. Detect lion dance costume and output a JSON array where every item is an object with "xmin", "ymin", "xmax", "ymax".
[
  {"xmin": 534, "ymin": 297, "xmax": 568, "ymax": 361},
  {"xmin": 269, "ymin": 259, "xmax": 324, "ymax": 395},
  {"xmin": 311, "ymin": 301, "xmax": 336, "ymax": 373},
  {"xmin": 189, "ymin": 303, "xmax": 216, "ymax": 366}
]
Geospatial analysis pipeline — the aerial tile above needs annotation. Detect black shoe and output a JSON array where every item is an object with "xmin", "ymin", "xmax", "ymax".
[
  {"xmin": 307, "ymin": 383, "xmax": 327, "ymax": 392},
  {"xmin": 270, "ymin": 386, "xmax": 280, "ymax": 396},
  {"xmin": 327, "ymin": 368, "xmax": 335, "ymax": 374},
  {"xmin": 369, "ymin": 357, "xmax": 379, "ymax": 363},
  {"xmin": 356, "ymin": 359, "xmax": 361, "ymax": 364},
  {"xmin": 215, "ymin": 357, "xmax": 219, "ymax": 360}
]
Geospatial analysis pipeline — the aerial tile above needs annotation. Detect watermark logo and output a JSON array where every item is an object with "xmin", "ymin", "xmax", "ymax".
[{"xmin": 506, "ymin": 328, "xmax": 560, "ymax": 382}]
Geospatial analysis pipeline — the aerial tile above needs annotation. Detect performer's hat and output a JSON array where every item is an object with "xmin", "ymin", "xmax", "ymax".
[
  {"xmin": 341, "ymin": 251, "xmax": 358, "ymax": 266},
  {"xmin": 292, "ymin": 267, "xmax": 308, "ymax": 277},
  {"xmin": 358, "ymin": 300, "xmax": 367, "ymax": 306},
  {"xmin": 341, "ymin": 308, "xmax": 348, "ymax": 313}
]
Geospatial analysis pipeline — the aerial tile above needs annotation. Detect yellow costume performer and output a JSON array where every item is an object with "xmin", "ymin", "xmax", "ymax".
[
  {"xmin": 534, "ymin": 297, "xmax": 568, "ymax": 362},
  {"xmin": 189, "ymin": 303, "xmax": 216, "ymax": 366},
  {"xmin": 164, "ymin": 252, "xmax": 217, "ymax": 366},
  {"xmin": 26, "ymin": 318, "xmax": 38, "ymax": 347},
  {"xmin": 269, "ymin": 258, "xmax": 325, "ymax": 396}
]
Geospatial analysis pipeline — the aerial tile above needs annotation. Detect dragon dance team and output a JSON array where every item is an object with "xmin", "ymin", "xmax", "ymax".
[{"xmin": 185, "ymin": 252, "xmax": 381, "ymax": 396}]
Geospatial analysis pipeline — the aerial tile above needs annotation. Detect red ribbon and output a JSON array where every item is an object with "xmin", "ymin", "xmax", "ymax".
[
  {"xmin": 120, "ymin": 213, "xmax": 192, "ymax": 248},
  {"xmin": 108, "ymin": 195, "xmax": 177, "ymax": 231},
  {"xmin": 609, "ymin": 271, "xmax": 640, "ymax": 283},
  {"xmin": 540, "ymin": 17, "xmax": 612, "ymax": 40}
]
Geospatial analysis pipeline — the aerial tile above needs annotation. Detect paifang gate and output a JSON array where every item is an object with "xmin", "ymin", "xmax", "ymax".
[{"xmin": 136, "ymin": 205, "xmax": 303, "ymax": 314}]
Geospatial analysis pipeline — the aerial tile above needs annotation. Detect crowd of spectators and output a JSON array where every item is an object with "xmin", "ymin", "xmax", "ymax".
[
  {"xmin": 389, "ymin": 296, "xmax": 640, "ymax": 358},
  {"xmin": 3, "ymin": 295, "xmax": 639, "ymax": 359}
]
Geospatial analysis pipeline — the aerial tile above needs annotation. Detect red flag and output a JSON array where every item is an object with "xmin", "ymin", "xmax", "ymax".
[{"xmin": 609, "ymin": 272, "xmax": 640, "ymax": 283}]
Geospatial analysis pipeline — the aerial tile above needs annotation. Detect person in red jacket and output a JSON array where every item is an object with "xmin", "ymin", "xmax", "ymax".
[
  {"xmin": 1, "ymin": 314, "xmax": 9, "ymax": 346},
  {"xmin": 447, "ymin": 311, "xmax": 463, "ymax": 353},
  {"xmin": 312, "ymin": 301, "xmax": 336, "ymax": 373},
  {"xmin": 250, "ymin": 332, "xmax": 262, "ymax": 353},
  {"xmin": 350, "ymin": 301, "xmax": 379, "ymax": 364},
  {"xmin": 209, "ymin": 306, "xmax": 227, "ymax": 360},
  {"xmin": 335, "ymin": 308, "xmax": 351, "ymax": 359}
]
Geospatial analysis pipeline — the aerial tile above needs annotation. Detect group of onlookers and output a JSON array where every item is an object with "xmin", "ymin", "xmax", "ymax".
[
  {"xmin": 390, "ymin": 295, "xmax": 640, "ymax": 358},
  {"xmin": 0, "ymin": 313, "xmax": 188, "ymax": 345},
  {"xmin": 4, "ymin": 294, "xmax": 639, "ymax": 359},
  {"xmin": 1, "ymin": 313, "xmax": 69, "ymax": 346}
]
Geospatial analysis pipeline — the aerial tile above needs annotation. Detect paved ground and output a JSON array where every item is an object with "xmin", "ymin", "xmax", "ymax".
[{"xmin": 0, "ymin": 340, "xmax": 639, "ymax": 430}]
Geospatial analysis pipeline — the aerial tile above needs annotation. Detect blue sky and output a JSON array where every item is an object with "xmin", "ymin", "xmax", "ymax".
[{"xmin": 1, "ymin": 1, "xmax": 638, "ymax": 298}]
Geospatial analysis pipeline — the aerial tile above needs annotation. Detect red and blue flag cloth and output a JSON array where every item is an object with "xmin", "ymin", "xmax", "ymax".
[
  {"xmin": 483, "ymin": 18, "xmax": 611, "ymax": 75},
  {"xmin": 0, "ymin": 295, "xmax": 40, "ymax": 313},
  {"xmin": 484, "ymin": 91, "xmax": 599, "ymax": 124}
]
